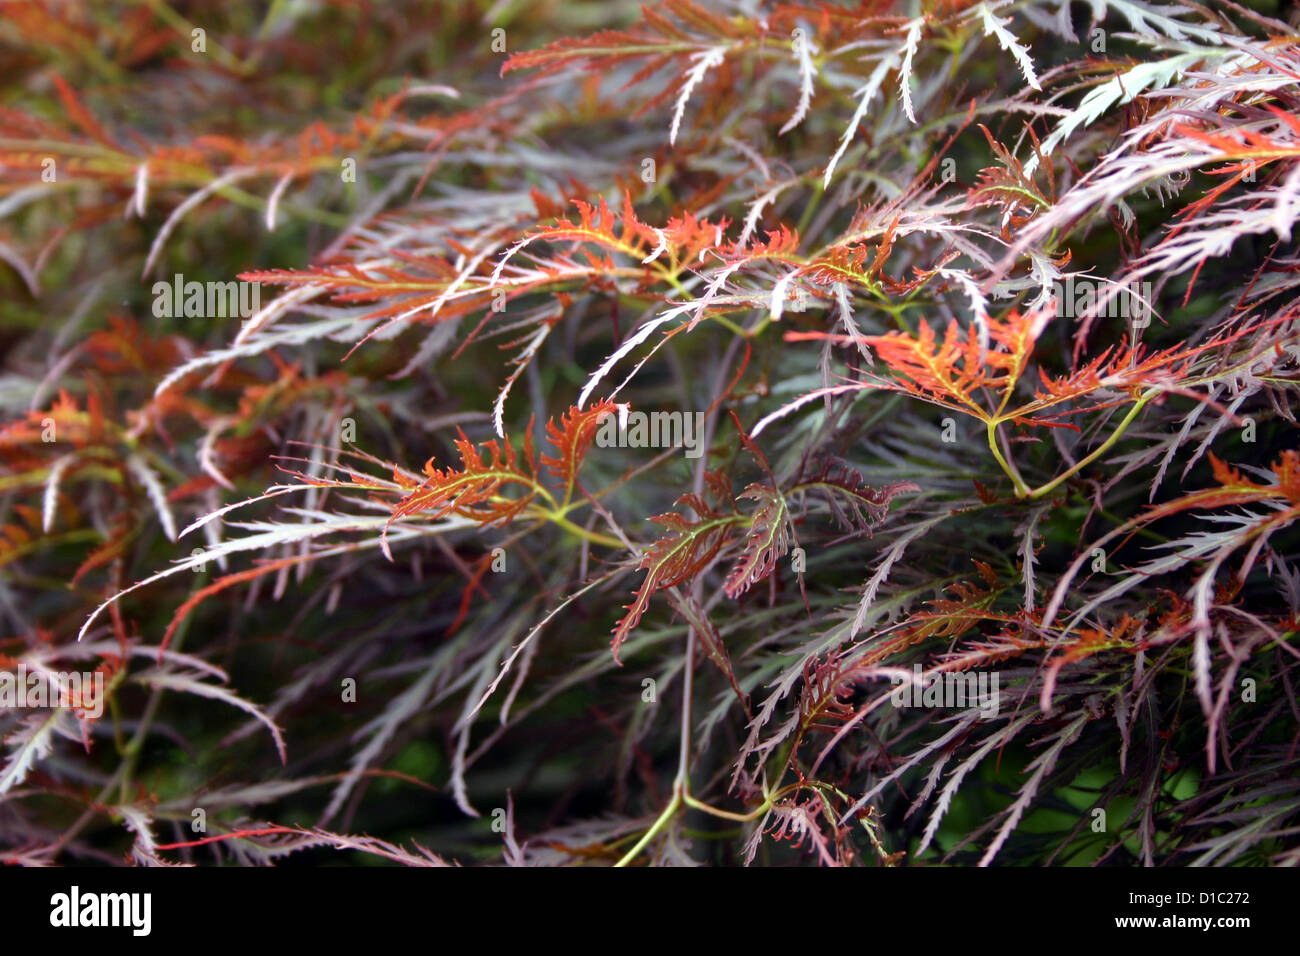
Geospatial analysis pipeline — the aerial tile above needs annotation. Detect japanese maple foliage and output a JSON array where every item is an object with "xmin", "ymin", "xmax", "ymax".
[{"xmin": 1, "ymin": 0, "xmax": 1298, "ymax": 867}]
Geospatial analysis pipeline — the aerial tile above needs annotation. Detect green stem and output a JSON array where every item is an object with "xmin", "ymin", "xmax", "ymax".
[
  {"xmin": 681, "ymin": 789, "xmax": 773, "ymax": 823},
  {"xmin": 546, "ymin": 512, "xmax": 624, "ymax": 550},
  {"xmin": 987, "ymin": 419, "xmax": 1030, "ymax": 497},
  {"xmin": 1025, "ymin": 391, "xmax": 1155, "ymax": 500},
  {"xmin": 613, "ymin": 786, "xmax": 682, "ymax": 867}
]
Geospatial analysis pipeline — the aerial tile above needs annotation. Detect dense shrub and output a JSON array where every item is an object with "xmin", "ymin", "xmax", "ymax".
[{"xmin": 1, "ymin": 0, "xmax": 1298, "ymax": 866}]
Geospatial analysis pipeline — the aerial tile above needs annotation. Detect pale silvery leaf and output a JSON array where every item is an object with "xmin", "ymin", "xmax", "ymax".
[
  {"xmin": 977, "ymin": 2, "xmax": 1040, "ymax": 91},
  {"xmin": 670, "ymin": 46, "xmax": 728, "ymax": 146}
]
